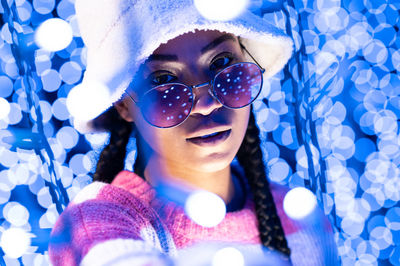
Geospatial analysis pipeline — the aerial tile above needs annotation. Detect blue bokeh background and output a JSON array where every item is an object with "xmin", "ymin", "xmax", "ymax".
[{"xmin": 0, "ymin": 0, "xmax": 399, "ymax": 265}]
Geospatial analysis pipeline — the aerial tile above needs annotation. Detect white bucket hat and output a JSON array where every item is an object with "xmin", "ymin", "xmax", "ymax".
[{"xmin": 68, "ymin": 0, "xmax": 293, "ymax": 132}]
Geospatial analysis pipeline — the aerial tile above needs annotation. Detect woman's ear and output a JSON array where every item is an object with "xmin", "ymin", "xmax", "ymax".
[{"xmin": 114, "ymin": 97, "xmax": 135, "ymax": 122}]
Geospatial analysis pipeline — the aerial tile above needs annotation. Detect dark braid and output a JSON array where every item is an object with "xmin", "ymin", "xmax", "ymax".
[
  {"xmin": 236, "ymin": 108, "xmax": 291, "ymax": 257},
  {"xmin": 93, "ymin": 107, "xmax": 133, "ymax": 183}
]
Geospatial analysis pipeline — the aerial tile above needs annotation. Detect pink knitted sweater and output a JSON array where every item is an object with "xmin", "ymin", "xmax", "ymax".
[{"xmin": 49, "ymin": 171, "xmax": 338, "ymax": 265}]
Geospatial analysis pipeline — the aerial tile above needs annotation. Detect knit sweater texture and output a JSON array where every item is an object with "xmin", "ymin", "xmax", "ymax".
[{"xmin": 49, "ymin": 170, "xmax": 339, "ymax": 265}]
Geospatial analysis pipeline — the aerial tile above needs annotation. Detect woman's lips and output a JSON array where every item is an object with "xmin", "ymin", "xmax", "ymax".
[{"xmin": 186, "ymin": 129, "xmax": 231, "ymax": 146}]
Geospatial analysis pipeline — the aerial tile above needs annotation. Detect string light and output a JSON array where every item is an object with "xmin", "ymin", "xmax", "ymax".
[
  {"xmin": 35, "ymin": 18, "xmax": 73, "ymax": 52},
  {"xmin": 185, "ymin": 191, "xmax": 226, "ymax": 228},
  {"xmin": 194, "ymin": 0, "xmax": 249, "ymax": 21}
]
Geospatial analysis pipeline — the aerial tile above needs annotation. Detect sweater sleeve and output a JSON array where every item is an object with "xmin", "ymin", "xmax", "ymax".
[{"xmin": 48, "ymin": 182, "xmax": 174, "ymax": 266}]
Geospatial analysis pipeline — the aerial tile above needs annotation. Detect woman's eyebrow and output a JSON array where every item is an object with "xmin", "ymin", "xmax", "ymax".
[
  {"xmin": 201, "ymin": 34, "xmax": 237, "ymax": 54},
  {"xmin": 146, "ymin": 54, "xmax": 179, "ymax": 63},
  {"xmin": 145, "ymin": 34, "xmax": 236, "ymax": 63}
]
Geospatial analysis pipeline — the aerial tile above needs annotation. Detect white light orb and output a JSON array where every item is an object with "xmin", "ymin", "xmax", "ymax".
[
  {"xmin": 194, "ymin": 0, "xmax": 249, "ymax": 21},
  {"xmin": 185, "ymin": 190, "xmax": 226, "ymax": 227},
  {"xmin": 212, "ymin": 247, "xmax": 245, "ymax": 266},
  {"xmin": 0, "ymin": 228, "xmax": 31, "ymax": 258},
  {"xmin": 35, "ymin": 18, "xmax": 73, "ymax": 51},
  {"xmin": 283, "ymin": 187, "xmax": 317, "ymax": 220},
  {"xmin": 0, "ymin": 97, "xmax": 11, "ymax": 120},
  {"xmin": 66, "ymin": 80, "xmax": 110, "ymax": 122}
]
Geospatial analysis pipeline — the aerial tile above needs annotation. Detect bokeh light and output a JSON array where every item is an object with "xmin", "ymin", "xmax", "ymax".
[
  {"xmin": 0, "ymin": 228, "xmax": 32, "ymax": 259},
  {"xmin": 185, "ymin": 190, "xmax": 226, "ymax": 228},
  {"xmin": 194, "ymin": 0, "xmax": 249, "ymax": 21},
  {"xmin": 212, "ymin": 247, "xmax": 245, "ymax": 266},
  {"xmin": 35, "ymin": 18, "xmax": 73, "ymax": 52},
  {"xmin": 283, "ymin": 187, "xmax": 317, "ymax": 220}
]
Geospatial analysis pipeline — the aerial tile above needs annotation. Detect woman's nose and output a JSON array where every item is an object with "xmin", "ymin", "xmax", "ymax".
[{"xmin": 190, "ymin": 84, "xmax": 223, "ymax": 116}]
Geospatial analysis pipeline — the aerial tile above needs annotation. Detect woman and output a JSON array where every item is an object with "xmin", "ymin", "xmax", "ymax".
[{"xmin": 49, "ymin": 0, "xmax": 338, "ymax": 265}]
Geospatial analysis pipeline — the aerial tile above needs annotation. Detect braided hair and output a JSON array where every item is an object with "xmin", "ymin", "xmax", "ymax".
[
  {"xmin": 236, "ymin": 109, "xmax": 291, "ymax": 257},
  {"xmin": 93, "ymin": 106, "xmax": 290, "ymax": 257}
]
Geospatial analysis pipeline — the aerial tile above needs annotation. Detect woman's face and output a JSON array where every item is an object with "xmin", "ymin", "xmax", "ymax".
[{"xmin": 119, "ymin": 30, "xmax": 250, "ymax": 174}]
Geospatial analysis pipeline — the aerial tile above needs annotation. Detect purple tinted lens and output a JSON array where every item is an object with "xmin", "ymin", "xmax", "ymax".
[
  {"xmin": 213, "ymin": 63, "xmax": 262, "ymax": 108},
  {"xmin": 140, "ymin": 84, "xmax": 194, "ymax": 128}
]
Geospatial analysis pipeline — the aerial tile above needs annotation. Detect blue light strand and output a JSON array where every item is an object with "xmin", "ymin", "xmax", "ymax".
[{"xmin": 0, "ymin": 0, "xmax": 69, "ymax": 215}]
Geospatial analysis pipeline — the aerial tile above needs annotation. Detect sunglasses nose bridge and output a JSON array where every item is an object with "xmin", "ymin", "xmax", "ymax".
[{"xmin": 191, "ymin": 80, "xmax": 218, "ymax": 100}]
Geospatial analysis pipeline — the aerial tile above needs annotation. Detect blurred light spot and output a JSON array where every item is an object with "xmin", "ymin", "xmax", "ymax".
[
  {"xmin": 212, "ymin": 247, "xmax": 244, "ymax": 266},
  {"xmin": 33, "ymin": 0, "xmax": 55, "ymax": 14},
  {"xmin": 363, "ymin": 90, "xmax": 386, "ymax": 112},
  {"xmin": 0, "ymin": 228, "xmax": 31, "ymax": 258},
  {"xmin": 0, "ymin": 149, "xmax": 18, "ymax": 168},
  {"xmin": 325, "ymin": 101, "xmax": 346, "ymax": 125},
  {"xmin": 356, "ymin": 254, "xmax": 378, "ymax": 266},
  {"xmin": 272, "ymin": 122, "xmax": 297, "ymax": 149},
  {"xmin": 356, "ymin": 240, "xmax": 380, "ymax": 258},
  {"xmin": 56, "ymin": 126, "xmax": 79, "ymax": 149},
  {"xmin": 59, "ymin": 61, "xmax": 82, "ymax": 84},
  {"xmin": 37, "ymin": 187, "xmax": 53, "ymax": 209},
  {"xmin": 0, "ymin": 75, "xmax": 13, "ymax": 98},
  {"xmin": 72, "ymin": 174, "xmax": 92, "ymax": 189},
  {"xmin": 40, "ymin": 69, "xmax": 61, "ymax": 92},
  {"xmin": 185, "ymin": 190, "xmax": 226, "ymax": 227},
  {"xmin": 3, "ymin": 202, "xmax": 29, "ymax": 227},
  {"xmin": 57, "ymin": 0, "xmax": 76, "ymax": 20},
  {"xmin": 52, "ymin": 98, "xmax": 69, "ymax": 121},
  {"xmin": 66, "ymin": 80, "xmax": 111, "ymax": 121},
  {"xmin": 261, "ymin": 140, "xmax": 280, "ymax": 161},
  {"xmin": 370, "ymin": 226, "xmax": 393, "ymax": 250},
  {"xmin": 283, "ymin": 187, "xmax": 317, "ymax": 220},
  {"xmin": 0, "ymin": 97, "xmax": 11, "ymax": 119},
  {"xmin": 362, "ymin": 39, "xmax": 388, "ymax": 65},
  {"xmin": 268, "ymin": 158, "xmax": 291, "ymax": 183},
  {"xmin": 8, "ymin": 164, "xmax": 30, "ymax": 185},
  {"xmin": 16, "ymin": 0, "xmax": 33, "ymax": 22},
  {"xmin": 69, "ymin": 153, "xmax": 91, "ymax": 175},
  {"xmin": 373, "ymin": 110, "xmax": 398, "ymax": 135},
  {"xmin": 194, "ymin": 0, "xmax": 249, "ymax": 21},
  {"xmin": 258, "ymin": 107, "xmax": 280, "ymax": 132},
  {"xmin": 5, "ymin": 103, "xmax": 22, "ymax": 125},
  {"xmin": 39, "ymin": 204, "xmax": 59, "ymax": 229},
  {"xmin": 35, "ymin": 18, "xmax": 73, "ymax": 52},
  {"xmin": 341, "ymin": 213, "xmax": 365, "ymax": 236}
]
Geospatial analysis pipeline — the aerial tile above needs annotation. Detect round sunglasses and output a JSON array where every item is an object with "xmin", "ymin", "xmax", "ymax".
[{"xmin": 127, "ymin": 62, "xmax": 265, "ymax": 128}]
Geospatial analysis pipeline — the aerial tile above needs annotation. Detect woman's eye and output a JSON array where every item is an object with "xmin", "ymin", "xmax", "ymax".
[
  {"xmin": 210, "ymin": 54, "xmax": 234, "ymax": 71},
  {"xmin": 150, "ymin": 73, "xmax": 176, "ymax": 86}
]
